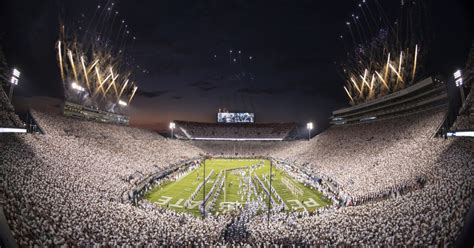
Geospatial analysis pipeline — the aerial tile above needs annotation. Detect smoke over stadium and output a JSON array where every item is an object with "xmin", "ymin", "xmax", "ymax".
[{"xmin": 0, "ymin": 0, "xmax": 473, "ymax": 246}]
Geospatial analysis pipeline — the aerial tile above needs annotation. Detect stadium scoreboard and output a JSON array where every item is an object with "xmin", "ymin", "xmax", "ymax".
[{"xmin": 217, "ymin": 112, "xmax": 255, "ymax": 123}]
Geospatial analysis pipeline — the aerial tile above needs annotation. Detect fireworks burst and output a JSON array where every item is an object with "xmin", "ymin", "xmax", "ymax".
[
  {"xmin": 339, "ymin": 0, "xmax": 429, "ymax": 105},
  {"xmin": 56, "ymin": 1, "xmax": 142, "ymax": 113}
]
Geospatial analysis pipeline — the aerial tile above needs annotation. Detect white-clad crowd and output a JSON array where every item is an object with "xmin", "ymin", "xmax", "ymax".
[
  {"xmin": 1, "ymin": 111, "xmax": 229, "ymax": 246},
  {"xmin": 245, "ymin": 138, "xmax": 472, "ymax": 246},
  {"xmin": 174, "ymin": 121, "xmax": 295, "ymax": 140},
  {"xmin": 0, "ymin": 107, "xmax": 472, "ymax": 246}
]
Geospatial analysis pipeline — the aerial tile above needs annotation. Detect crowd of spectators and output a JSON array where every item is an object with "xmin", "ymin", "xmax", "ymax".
[
  {"xmin": 0, "ymin": 106, "xmax": 472, "ymax": 245},
  {"xmin": 246, "ymin": 139, "xmax": 472, "ymax": 246},
  {"xmin": 1, "ymin": 110, "xmax": 229, "ymax": 246},
  {"xmin": 174, "ymin": 121, "xmax": 295, "ymax": 140}
]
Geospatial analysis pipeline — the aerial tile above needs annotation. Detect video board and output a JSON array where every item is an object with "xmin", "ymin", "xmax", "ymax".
[{"xmin": 217, "ymin": 113, "xmax": 255, "ymax": 123}]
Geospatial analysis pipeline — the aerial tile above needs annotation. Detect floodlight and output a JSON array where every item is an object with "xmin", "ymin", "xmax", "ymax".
[
  {"xmin": 453, "ymin": 70, "xmax": 462, "ymax": 79},
  {"xmin": 71, "ymin": 82, "xmax": 85, "ymax": 92},
  {"xmin": 169, "ymin": 122, "xmax": 176, "ymax": 139},
  {"xmin": 12, "ymin": 68, "xmax": 20, "ymax": 77},
  {"xmin": 306, "ymin": 122, "xmax": 313, "ymax": 141},
  {"xmin": 10, "ymin": 68, "xmax": 21, "ymax": 85},
  {"xmin": 118, "ymin": 100, "xmax": 128, "ymax": 106},
  {"xmin": 454, "ymin": 70, "xmax": 463, "ymax": 87}
]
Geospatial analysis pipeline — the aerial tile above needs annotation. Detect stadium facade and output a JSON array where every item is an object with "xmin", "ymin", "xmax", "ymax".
[{"xmin": 330, "ymin": 76, "xmax": 448, "ymax": 126}]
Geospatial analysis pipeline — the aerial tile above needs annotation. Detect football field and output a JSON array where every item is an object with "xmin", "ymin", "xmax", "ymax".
[{"xmin": 145, "ymin": 159, "xmax": 331, "ymax": 216}]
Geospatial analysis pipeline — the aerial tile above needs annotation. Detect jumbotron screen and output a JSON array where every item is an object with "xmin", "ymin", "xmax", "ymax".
[{"xmin": 217, "ymin": 112, "xmax": 255, "ymax": 123}]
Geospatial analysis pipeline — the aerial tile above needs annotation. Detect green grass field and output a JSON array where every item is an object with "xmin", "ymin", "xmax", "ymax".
[{"xmin": 145, "ymin": 159, "xmax": 331, "ymax": 216}]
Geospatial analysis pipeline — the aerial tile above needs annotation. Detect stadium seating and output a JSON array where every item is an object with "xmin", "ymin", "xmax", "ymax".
[
  {"xmin": 174, "ymin": 121, "xmax": 295, "ymax": 140},
  {"xmin": 0, "ymin": 106, "xmax": 472, "ymax": 246}
]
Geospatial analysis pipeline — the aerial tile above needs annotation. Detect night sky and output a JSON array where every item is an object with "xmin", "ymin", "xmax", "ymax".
[{"xmin": 0, "ymin": 0, "xmax": 472, "ymax": 129}]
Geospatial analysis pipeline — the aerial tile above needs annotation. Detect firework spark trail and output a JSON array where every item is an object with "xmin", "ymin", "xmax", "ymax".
[
  {"xmin": 351, "ymin": 77, "xmax": 362, "ymax": 96},
  {"xmin": 99, "ymin": 2, "xmax": 115, "ymax": 46},
  {"xmin": 374, "ymin": 0, "xmax": 395, "ymax": 34},
  {"xmin": 105, "ymin": 10, "xmax": 119, "ymax": 50},
  {"xmin": 67, "ymin": 50, "xmax": 78, "ymax": 83},
  {"xmin": 57, "ymin": 41, "xmax": 65, "ymax": 82},
  {"xmin": 396, "ymin": 51, "xmax": 404, "ymax": 89},
  {"xmin": 346, "ymin": 22, "xmax": 357, "ymax": 47},
  {"xmin": 80, "ymin": 56, "xmax": 90, "ymax": 91},
  {"xmin": 359, "ymin": 3, "xmax": 374, "ymax": 36},
  {"xmin": 344, "ymin": 86, "xmax": 354, "ymax": 103},
  {"xmin": 119, "ymin": 79, "xmax": 129, "ymax": 98},
  {"xmin": 120, "ymin": 29, "xmax": 130, "ymax": 55},
  {"xmin": 369, "ymin": 73, "xmax": 375, "ymax": 98},
  {"xmin": 128, "ymin": 86, "xmax": 138, "ymax": 104},
  {"xmin": 375, "ymin": 71, "xmax": 388, "ymax": 89},
  {"xmin": 363, "ymin": 1, "xmax": 381, "ymax": 32},
  {"xmin": 95, "ymin": 0, "xmax": 113, "ymax": 43},
  {"xmin": 351, "ymin": 15, "xmax": 363, "ymax": 45},
  {"xmin": 82, "ymin": 4, "xmax": 100, "ymax": 45},
  {"xmin": 354, "ymin": 14, "xmax": 370, "ymax": 47},
  {"xmin": 412, "ymin": 44, "xmax": 418, "ymax": 81},
  {"xmin": 339, "ymin": 0, "xmax": 428, "ymax": 104},
  {"xmin": 90, "ymin": 2, "xmax": 107, "ymax": 44},
  {"xmin": 109, "ymin": 67, "xmax": 119, "ymax": 95},
  {"xmin": 56, "ymin": 1, "xmax": 141, "ymax": 112},
  {"xmin": 118, "ymin": 23, "xmax": 129, "ymax": 54}
]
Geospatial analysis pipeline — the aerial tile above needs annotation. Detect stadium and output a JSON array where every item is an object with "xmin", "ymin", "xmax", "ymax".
[{"xmin": 0, "ymin": 0, "xmax": 473, "ymax": 246}]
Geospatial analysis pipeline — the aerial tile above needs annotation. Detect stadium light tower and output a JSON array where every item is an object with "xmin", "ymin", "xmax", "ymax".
[
  {"xmin": 8, "ymin": 68, "xmax": 21, "ymax": 101},
  {"xmin": 169, "ymin": 122, "xmax": 176, "ymax": 139},
  {"xmin": 307, "ymin": 122, "xmax": 313, "ymax": 140},
  {"xmin": 453, "ymin": 69, "xmax": 465, "ymax": 104}
]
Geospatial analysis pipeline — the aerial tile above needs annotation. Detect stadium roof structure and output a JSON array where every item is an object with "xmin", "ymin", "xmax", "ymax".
[{"xmin": 330, "ymin": 77, "xmax": 449, "ymax": 126}]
